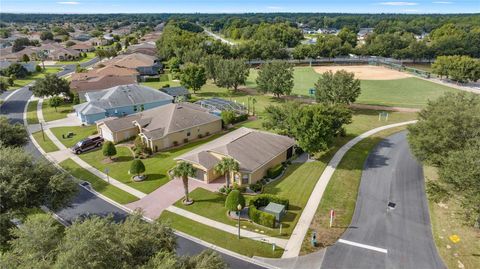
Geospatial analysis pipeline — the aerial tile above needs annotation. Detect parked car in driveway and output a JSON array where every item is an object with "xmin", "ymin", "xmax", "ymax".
[{"xmin": 71, "ymin": 136, "xmax": 104, "ymax": 154}]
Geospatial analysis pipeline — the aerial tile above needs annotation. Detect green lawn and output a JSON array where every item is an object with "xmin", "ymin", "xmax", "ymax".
[
  {"xmin": 56, "ymin": 52, "xmax": 96, "ymax": 65},
  {"xmin": 9, "ymin": 67, "xmax": 62, "ymax": 90},
  {"xmin": 50, "ymin": 125, "xmax": 98, "ymax": 148},
  {"xmin": 140, "ymin": 73, "xmax": 181, "ymax": 89},
  {"xmin": 78, "ymin": 133, "xmax": 225, "ymax": 194},
  {"xmin": 357, "ymin": 77, "xmax": 457, "ymax": 108},
  {"xmin": 32, "ymin": 131, "xmax": 59, "ymax": 153},
  {"xmin": 247, "ymin": 67, "xmax": 457, "ymax": 108},
  {"xmin": 42, "ymin": 99, "xmax": 74, "ymax": 122},
  {"xmin": 160, "ymin": 211, "xmax": 284, "ymax": 258},
  {"xmin": 26, "ymin": 100, "xmax": 39, "ymax": 124},
  {"xmin": 247, "ymin": 67, "xmax": 320, "ymax": 96},
  {"xmin": 300, "ymin": 126, "xmax": 408, "ymax": 254},
  {"xmin": 424, "ymin": 166, "xmax": 480, "ymax": 269},
  {"xmin": 174, "ymin": 161, "xmax": 326, "ymax": 238},
  {"xmin": 59, "ymin": 158, "xmax": 138, "ymax": 204}
]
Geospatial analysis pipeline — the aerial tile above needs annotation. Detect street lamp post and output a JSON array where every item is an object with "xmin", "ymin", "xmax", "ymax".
[{"xmin": 237, "ymin": 204, "xmax": 242, "ymax": 239}]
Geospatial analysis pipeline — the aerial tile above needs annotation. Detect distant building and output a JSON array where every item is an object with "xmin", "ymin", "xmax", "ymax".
[
  {"xmin": 74, "ymin": 84, "xmax": 173, "ymax": 124},
  {"xmin": 160, "ymin": 86, "xmax": 190, "ymax": 102},
  {"xmin": 126, "ymin": 42, "xmax": 157, "ymax": 56},
  {"xmin": 0, "ymin": 60, "xmax": 37, "ymax": 73},
  {"xmin": 104, "ymin": 53, "xmax": 162, "ymax": 76},
  {"xmin": 69, "ymin": 42, "xmax": 95, "ymax": 52},
  {"xmin": 70, "ymin": 65, "xmax": 139, "ymax": 96}
]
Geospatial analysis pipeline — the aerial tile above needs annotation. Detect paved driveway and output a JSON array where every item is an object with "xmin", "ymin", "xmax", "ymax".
[{"xmin": 126, "ymin": 177, "xmax": 224, "ymax": 219}]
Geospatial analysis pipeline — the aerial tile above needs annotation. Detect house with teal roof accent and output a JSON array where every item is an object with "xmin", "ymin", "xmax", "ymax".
[{"xmin": 74, "ymin": 84, "xmax": 173, "ymax": 124}]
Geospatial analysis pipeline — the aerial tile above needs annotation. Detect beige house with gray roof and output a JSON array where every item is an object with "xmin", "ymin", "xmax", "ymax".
[
  {"xmin": 97, "ymin": 103, "xmax": 222, "ymax": 151},
  {"xmin": 175, "ymin": 128, "xmax": 295, "ymax": 185}
]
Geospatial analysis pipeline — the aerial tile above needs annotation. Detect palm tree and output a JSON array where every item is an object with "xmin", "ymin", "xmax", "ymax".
[
  {"xmin": 172, "ymin": 162, "xmax": 196, "ymax": 204},
  {"xmin": 214, "ymin": 158, "xmax": 240, "ymax": 188}
]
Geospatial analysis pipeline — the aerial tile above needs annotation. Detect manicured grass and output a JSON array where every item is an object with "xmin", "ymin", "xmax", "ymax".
[
  {"xmin": 78, "ymin": 133, "xmax": 225, "ymax": 194},
  {"xmin": 174, "ymin": 161, "xmax": 326, "ymax": 238},
  {"xmin": 404, "ymin": 63, "xmax": 433, "ymax": 73},
  {"xmin": 59, "ymin": 158, "xmax": 138, "ymax": 204},
  {"xmin": 56, "ymin": 52, "xmax": 96, "ymax": 65},
  {"xmin": 50, "ymin": 125, "xmax": 98, "ymax": 148},
  {"xmin": 9, "ymin": 67, "xmax": 62, "ymax": 90},
  {"xmin": 425, "ymin": 166, "xmax": 480, "ymax": 269},
  {"xmin": 357, "ymin": 77, "xmax": 457, "ymax": 108},
  {"xmin": 247, "ymin": 67, "xmax": 320, "ymax": 96},
  {"xmin": 42, "ymin": 99, "xmax": 74, "ymax": 122},
  {"xmin": 26, "ymin": 100, "xmax": 39, "ymax": 124},
  {"xmin": 32, "ymin": 131, "xmax": 59, "ymax": 153},
  {"xmin": 140, "ymin": 73, "xmax": 181, "ymax": 89},
  {"xmin": 160, "ymin": 211, "xmax": 284, "ymax": 258},
  {"xmin": 300, "ymin": 126, "xmax": 408, "ymax": 254}
]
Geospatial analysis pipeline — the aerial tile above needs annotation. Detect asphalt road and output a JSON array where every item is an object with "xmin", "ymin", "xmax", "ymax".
[
  {"xmin": 321, "ymin": 131, "xmax": 445, "ymax": 269},
  {"xmin": 1, "ymin": 85, "xmax": 266, "ymax": 269}
]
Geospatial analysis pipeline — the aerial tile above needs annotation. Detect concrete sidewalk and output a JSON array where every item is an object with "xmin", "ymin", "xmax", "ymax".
[
  {"xmin": 166, "ymin": 206, "xmax": 288, "ymax": 248},
  {"xmin": 35, "ymin": 98, "xmax": 146, "ymax": 199},
  {"xmin": 281, "ymin": 120, "xmax": 418, "ymax": 258}
]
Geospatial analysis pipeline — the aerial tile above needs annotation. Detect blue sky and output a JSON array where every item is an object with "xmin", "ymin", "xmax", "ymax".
[{"xmin": 1, "ymin": 0, "xmax": 479, "ymax": 14}]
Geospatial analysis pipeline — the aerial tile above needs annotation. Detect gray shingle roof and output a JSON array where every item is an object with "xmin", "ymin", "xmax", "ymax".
[
  {"xmin": 160, "ymin": 86, "xmax": 189, "ymax": 97},
  {"xmin": 75, "ymin": 84, "xmax": 173, "ymax": 115},
  {"xmin": 176, "ymin": 127, "xmax": 295, "ymax": 172},
  {"xmin": 100, "ymin": 103, "xmax": 220, "ymax": 139}
]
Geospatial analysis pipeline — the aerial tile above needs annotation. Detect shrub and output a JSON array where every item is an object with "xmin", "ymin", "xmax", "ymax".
[
  {"xmin": 35, "ymin": 65, "xmax": 42, "ymax": 72},
  {"xmin": 233, "ymin": 183, "xmax": 246, "ymax": 193},
  {"xmin": 183, "ymin": 138, "xmax": 188, "ymax": 143},
  {"xmin": 221, "ymin": 110, "xmax": 236, "ymax": 126},
  {"xmin": 225, "ymin": 190, "xmax": 246, "ymax": 211},
  {"xmin": 197, "ymin": 133, "xmax": 203, "ymax": 139},
  {"xmin": 130, "ymin": 159, "xmax": 146, "ymax": 176},
  {"xmin": 162, "ymin": 83, "xmax": 170, "ymax": 88},
  {"xmin": 233, "ymin": 113, "xmax": 248, "ymax": 123},
  {"xmin": 248, "ymin": 206, "xmax": 275, "ymax": 228},
  {"xmin": 249, "ymin": 183, "xmax": 262, "ymax": 192},
  {"xmin": 247, "ymin": 194, "xmax": 289, "ymax": 228},
  {"xmin": 144, "ymin": 76, "xmax": 159, "ymax": 82},
  {"xmin": 267, "ymin": 164, "xmax": 283, "ymax": 179},
  {"xmin": 173, "ymin": 141, "xmax": 178, "ymax": 146},
  {"xmin": 249, "ymin": 194, "xmax": 289, "ymax": 210},
  {"xmin": 102, "ymin": 141, "xmax": 116, "ymax": 160},
  {"xmin": 206, "ymin": 132, "xmax": 210, "ymax": 136}
]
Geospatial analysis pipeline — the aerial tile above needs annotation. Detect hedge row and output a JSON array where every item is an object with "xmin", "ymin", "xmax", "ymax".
[
  {"xmin": 267, "ymin": 164, "xmax": 284, "ymax": 179},
  {"xmin": 232, "ymin": 113, "xmax": 248, "ymax": 124},
  {"xmin": 247, "ymin": 194, "xmax": 290, "ymax": 228},
  {"xmin": 248, "ymin": 206, "xmax": 276, "ymax": 228}
]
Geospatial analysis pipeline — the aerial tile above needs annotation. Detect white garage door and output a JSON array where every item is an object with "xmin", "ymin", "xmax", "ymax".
[{"xmin": 101, "ymin": 126, "xmax": 114, "ymax": 142}]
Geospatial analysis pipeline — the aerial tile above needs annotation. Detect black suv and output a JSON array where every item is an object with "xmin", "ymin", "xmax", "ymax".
[{"xmin": 71, "ymin": 136, "xmax": 104, "ymax": 154}]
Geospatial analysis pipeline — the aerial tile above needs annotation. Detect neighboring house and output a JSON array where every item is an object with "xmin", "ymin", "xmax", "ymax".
[
  {"xmin": 126, "ymin": 42, "xmax": 157, "ymax": 56},
  {"xmin": 160, "ymin": 86, "xmax": 190, "ymax": 102},
  {"xmin": 0, "ymin": 46, "xmax": 40, "ymax": 62},
  {"xmin": 70, "ymin": 65, "xmax": 139, "ymax": 96},
  {"xmin": 357, "ymin": 28, "xmax": 374, "ymax": 43},
  {"xmin": 141, "ymin": 32, "xmax": 162, "ymax": 42},
  {"xmin": 0, "ymin": 60, "xmax": 37, "ymax": 73},
  {"xmin": 70, "ymin": 42, "xmax": 95, "ymax": 52},
  {"xmin": 106, "ymin": 53, "xmax": 162, "ymax": 76},
  {"xmin": 175, "ymin": 127, "xmax": 295, "ymax": 185},
  {"xmin": 73, "ymin": 33, "xmax": 92, "ymax": 41},
  {"xmin": 97, "ymin": 102, "xmax": 222, "ymax": 150},
  {"xmin": 74, "ymin": 84, "xmax": 173, "ymax": 124}
]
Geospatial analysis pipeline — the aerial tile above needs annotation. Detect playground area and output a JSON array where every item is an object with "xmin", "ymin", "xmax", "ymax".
[{"xmin": 313, "ymin": 65, "xmax": 412, "ymax": 80}]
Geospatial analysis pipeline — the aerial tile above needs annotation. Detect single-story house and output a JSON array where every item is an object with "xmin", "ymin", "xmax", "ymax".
[
  {"xmin": 70, "ymin": 65, "xmax": 139, "ymax": 97},
  {"xmin": 0, "ymin": 60, "xmax": 37, "ymax": 73},
  {"xmin": 97, "ymin": 102, "xmax": 222, "ymax": 150},
  {"xmin": 175, "ymin": 127, "xmax": 295, "ymax": 185},
  {"xmin": 74, "ymin": 84, "xmax": 173, "ymax": 124},
  {"xmin": 106, "ymin": 53, "xmax": 162, "ymax": 76},
  {"xmin": 126, "ymin": 42, "xmax": 157, "ymax": 56},
  {"xmin": 72, "ymin": 33, "xmax": 92, "ymax": 42},
  {"xmin": 160, "ymin": 86, "xmax": 190, "ymax": 102},
  {"xmin": 69, "ymin": 42, "xmax": 95, "ymax": 52}
]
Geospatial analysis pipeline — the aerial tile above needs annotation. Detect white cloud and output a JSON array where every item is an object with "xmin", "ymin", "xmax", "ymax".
[
  {"xmin": 432, "ymin": 1, "xmax": 453, "ymax": 3},
  {"xmin": 57, "ymin": 1, "xmax": 80, "ymax": 4},
  {"xmin": 379, "ymin": 2, "xmax": 418, "ymax": 6}
]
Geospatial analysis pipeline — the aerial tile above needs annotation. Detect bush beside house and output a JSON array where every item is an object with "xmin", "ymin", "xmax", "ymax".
[
  {"xmin": 267, "ymin": 163, "xmax": 284, "ymax": 179},
  {"xmin": 248, "ymin": 194, "xmax": 289, "ymax": 228}
]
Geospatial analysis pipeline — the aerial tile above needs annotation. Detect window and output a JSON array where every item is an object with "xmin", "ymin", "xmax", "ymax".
[{"xmin": 186, "ymin": 131, "xmax": 191, "ymax": 137}]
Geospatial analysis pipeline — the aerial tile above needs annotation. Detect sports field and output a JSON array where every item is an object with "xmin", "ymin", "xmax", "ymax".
[{"xmin": 247, "ymin": 66, "xmax": 458, "ymax": 108}]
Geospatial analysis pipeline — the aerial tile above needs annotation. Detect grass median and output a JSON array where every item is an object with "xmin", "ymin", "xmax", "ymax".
[
  {"xmin": 59, "ymin": 158, "xmax": 138, "ymax": 204},
  {"xmin": 26, "ymin": 100, "xmax": 39, "ymax": 124},
  {"xmin": 32, "ymin": 131, "xmax": 59, "ymax": 153},
  {"xmin": 42, "ymin": 99, "xmax": 74, "ymax": 122},
  {"xmin": 160, "ymin": 210, "xmax": 284, "ymax": 258}
]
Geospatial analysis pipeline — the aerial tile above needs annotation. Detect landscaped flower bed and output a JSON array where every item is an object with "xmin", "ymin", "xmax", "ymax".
[{"xmin": 248, "ymin": 194, "xmax": 289, "ymax": 228}]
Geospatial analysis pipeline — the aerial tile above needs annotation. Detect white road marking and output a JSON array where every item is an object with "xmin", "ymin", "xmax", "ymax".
[{"xmin": 339, "ymin": 239, "xmax": 388, "ymax": 254}]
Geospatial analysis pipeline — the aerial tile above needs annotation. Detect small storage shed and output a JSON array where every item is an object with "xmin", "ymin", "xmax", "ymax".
[{"xmin": 262, "ymin": 202, "xmax": 286, "ymax": 222}]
